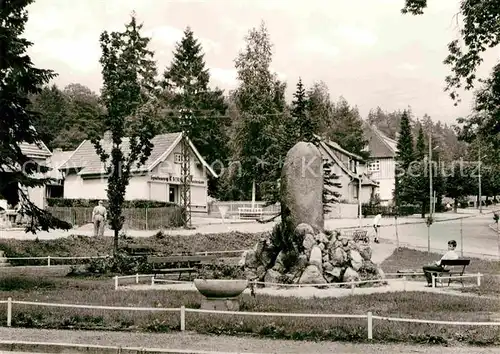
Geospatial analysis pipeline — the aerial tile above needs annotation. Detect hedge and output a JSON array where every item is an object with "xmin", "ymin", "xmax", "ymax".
[{"xmin": 46, "ymin": 198, "xmax": 177, "ymax": 208}]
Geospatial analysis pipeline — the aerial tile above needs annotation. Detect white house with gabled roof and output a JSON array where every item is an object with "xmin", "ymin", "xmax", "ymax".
[
  {"xmin": 59, "ymin": 131, "xmax": 217, "ymax": 214},
  {"xmin": 362, "ymin": 122, "xmax": 398, "ymax": 205}
]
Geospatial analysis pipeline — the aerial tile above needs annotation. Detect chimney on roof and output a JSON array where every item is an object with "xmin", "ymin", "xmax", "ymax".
[{"xmin": 103, "ymin": 130, "xmax": 112, "ymax": 142}]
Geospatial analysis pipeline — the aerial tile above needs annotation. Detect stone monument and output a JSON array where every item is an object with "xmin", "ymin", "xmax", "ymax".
[{"xmin": 241, "ymin": 141, "xmax": 385, "ymax": 286}]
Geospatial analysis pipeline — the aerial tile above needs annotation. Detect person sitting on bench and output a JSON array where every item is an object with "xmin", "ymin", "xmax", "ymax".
[{"xmin": 422, "ymin": 239, "xmax": 459, "ymax": 287}]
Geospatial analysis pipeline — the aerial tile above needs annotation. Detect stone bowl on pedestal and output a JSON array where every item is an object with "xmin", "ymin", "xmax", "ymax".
[{"xmin": 193, "ymin": 279, "xmax": 248, "ymax": 311}]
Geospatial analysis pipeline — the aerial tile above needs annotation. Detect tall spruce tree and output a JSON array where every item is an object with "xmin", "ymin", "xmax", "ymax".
[
  {"xmin": 94, "ymin": 13, "xmax": 158, "ymax": 252},
  {"xmin": 415, "ymin": 125, "xmax": 426, "ymax": 160},
  {"xmin": 161, "ymin": 27, "xmax": 228, "ymax": 196},
  {"xmin": 0, "ymin": 0, "xmax": 71, "ymax": 232},
  {"xmin": 395, "ymin": 110, "xmax": 414, "ymax": 206},
  {"xmin": 412, "ymin": 125, "xmax": 429, "ymax": 217}
]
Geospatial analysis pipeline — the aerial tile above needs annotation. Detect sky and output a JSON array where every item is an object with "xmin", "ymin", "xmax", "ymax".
[{"xmin": 24, "ymin": 0, "xmax": 500, "ymax": 124}]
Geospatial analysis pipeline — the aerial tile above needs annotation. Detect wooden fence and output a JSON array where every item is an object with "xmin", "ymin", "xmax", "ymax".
[
  {"xmin": 207, "ymin": 201, "xmax": 280, "ymax": 218},
  {"xmin": 47, "ymin": 206, "xmax": 183, "ymax": 230}
]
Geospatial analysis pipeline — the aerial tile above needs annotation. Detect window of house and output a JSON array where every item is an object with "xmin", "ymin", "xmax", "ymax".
[
  {"xmin": 368, "ymin": 160, "xmax": 380, "ymax": 172},
  {"xmin": 174, "ymin": 153, "xmax": 183, "ymax": 164}
]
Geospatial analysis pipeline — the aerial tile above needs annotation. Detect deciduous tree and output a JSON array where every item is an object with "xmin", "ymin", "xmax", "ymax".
[
  {"xmin": 93, "ymin": 13, "xmax": 159, "ymax": 252},
  {"xmin": 402, "ymin": 0, "xmax": 500, "ymax": 103}
]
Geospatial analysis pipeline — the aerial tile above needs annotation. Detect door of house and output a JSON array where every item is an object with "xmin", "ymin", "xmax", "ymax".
[{"xmin": 169, "ymin": 185, "xmax": 178, "ymax": 203}]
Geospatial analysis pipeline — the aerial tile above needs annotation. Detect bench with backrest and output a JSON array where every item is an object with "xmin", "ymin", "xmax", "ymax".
[
  {"xmin": 238, "ymin": 207, "xmax": 263, "ymax": 219},
  {"xmin": 124, "ymin": 244, "xmax": 154, "ymax": 257},
  {"xmin": 435, "ymin": 259, "xmax": 471, "ymax": 287},
  {"xmin": 147, "ymin": 255, "xmax": 218, "ymax": 280}
]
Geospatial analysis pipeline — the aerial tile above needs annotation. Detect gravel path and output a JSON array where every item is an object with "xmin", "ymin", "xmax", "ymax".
[{"xmin": 0, "ymin": 328, "xmax": 498, "ymax": 353}]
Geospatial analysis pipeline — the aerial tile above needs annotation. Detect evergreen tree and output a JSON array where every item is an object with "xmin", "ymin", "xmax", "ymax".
[
  {"xmin": 322, "ymin": 160, "xmax": 342, "ymax": 213},
  {"xmin": 396, "ymin": 110, "xmax": 414, "ymax": 168},
  {"xmin": 0, "ymin": 0, "xmax": 71, "ymax": 232},
  {"xmin": 415, "ymin": 125, "xmax": 426, "ymax": 160},
  {"xmin": 395, "ymin": 110, "xmax": 414, "ymax": 206},
  {"xmin": 161, "ymin": 27, "xmax": 228, "ymax": 196},
  {"xmin": 329, "ymin": 97, "xmax": 368, "ymax": 159},
  {"xmin": 94, "ymin": 13, "xmax": 159, "ymax": 252}
]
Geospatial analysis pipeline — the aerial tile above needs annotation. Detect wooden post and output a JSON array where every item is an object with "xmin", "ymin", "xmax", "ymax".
[
  {"xmin": 460, "ymin": 218, "xmax": 464, "ymax": 257},
  {"xmin": 114, "ymin": 276, "xmax": 118, "ymax": 290},
  {"xmin": 145, "ymin": 207, "xmax": 148, "ymax": 230},
  {"xmin": 136, "ymin": 273, "xmax": 139, "ymax": 284},
  {"xmin": 427, "ymin": 225, "xmax": 431, "ymax": 254},
  {"xmin": 350, "ymin": 280, "xmax": 355, "ymax": 295},
  {"xmin": 395, "ymin": 216, "xmax": 400, "ymax": 249},
  {"xmin": 367, "ymin": 311, "xmax": 373, "ymax": 339},
  {"xmin": 477, "ymin": 273, "xmax": 481, "ymax": 286},
  {"xmin": 180, "ymin": 306, "xmax": 186, "ymax": 331},
  {"xmin": 7, "ymin": 297, "xmax": 12, "ymax": 327},
  {"xmin": 47, "ymin": 256, "xmax": 51, "ymax": 267},
  {"xmin": 431, "ymin": 274, "xmax": 436, "ymax": 288}
]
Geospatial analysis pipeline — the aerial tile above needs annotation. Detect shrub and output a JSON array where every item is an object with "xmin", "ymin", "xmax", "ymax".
[
  {"xmin": 362, "ymin": 204, "xmax": 418, "ymax": 217},
  {"xmin": 81, "ymin": 251, "xmax": 151, "ymax": 275},
  {"xmin": 197, "ymin": 262, "xmax": 245, "ymax": 280},
  {"xmin": 46, "ymin": 198, "xmax": 178, "ymax": 208}
]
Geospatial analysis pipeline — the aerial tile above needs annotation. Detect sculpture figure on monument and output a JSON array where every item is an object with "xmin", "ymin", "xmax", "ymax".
[{"xmin": 92, "ymin": 201, "xmax": 107, "ymax": 237}]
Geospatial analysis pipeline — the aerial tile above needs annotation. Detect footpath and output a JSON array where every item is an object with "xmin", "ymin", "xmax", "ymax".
[
  {"xmin": 0, "ymin": 327, "xmax": 498, "ymax": 353},
  {"xmin": 0, "ymin": 209, "xmax": 488, "ymax": 240}
]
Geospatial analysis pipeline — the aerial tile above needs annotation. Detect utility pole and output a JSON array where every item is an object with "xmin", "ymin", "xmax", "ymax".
[
  {"xmin": 429, "ymin": 132, "xmax": 433, "ymax": 218},
  {"xmin": 478, "ymin": 142, "xmax": 482, "ymax": 213},
  {"xmin": 180, "ymin": 108, "xmax": 193, "ymax": 229}
]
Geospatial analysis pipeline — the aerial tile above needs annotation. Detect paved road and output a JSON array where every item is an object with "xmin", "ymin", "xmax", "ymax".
[
  {"xmin": 378, "ymin": 213, "xmax": 499, "ymax": 258},
  {"xmin": 0, "ymin": 328, "xmax": 499, "ymax": 354},
  {"xmin": 0, "ymin": 211, "xmax": 498, "ymax": 258}
]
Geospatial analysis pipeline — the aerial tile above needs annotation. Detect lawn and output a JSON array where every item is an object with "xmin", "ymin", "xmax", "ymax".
[
  {"xmin": 0, "ymin": 268, "xmax": 499, "ymax": 346},
  {"xmin": 381, "ymin": 247, "xmax": 500, "ymax": 296},
  {"xmin": 0, "ymin": 231, "xmax": 263, "ymax": 266}
]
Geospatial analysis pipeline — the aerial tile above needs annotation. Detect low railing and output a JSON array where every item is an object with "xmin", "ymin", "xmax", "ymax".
[{"xmin": 1, "ymin": 297, "xmax": 499, "ymax": 340}]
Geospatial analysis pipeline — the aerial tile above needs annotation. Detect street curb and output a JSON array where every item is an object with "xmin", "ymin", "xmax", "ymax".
[{"xmin": 0, "ymin": 340, "xmax": 260, "ymax": 354}]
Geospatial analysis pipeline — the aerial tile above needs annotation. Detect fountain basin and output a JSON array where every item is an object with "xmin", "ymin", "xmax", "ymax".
[{"xmin": 193, "ymin": 279, "xmax": 248, "ymax": 298}]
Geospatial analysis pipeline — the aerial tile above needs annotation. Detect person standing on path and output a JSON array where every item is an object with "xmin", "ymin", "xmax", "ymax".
[
  {"xmin": 372, "ymin": 213, "xmax": 381, "ymax": 243},
  {"xmin": 92, "ymin": 201, "xmax": 107, "ymax": 237}
]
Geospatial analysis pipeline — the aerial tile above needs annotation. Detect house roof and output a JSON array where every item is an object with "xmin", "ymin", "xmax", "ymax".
[
  {"xmin": 46, "ymin": 150, "xmax": 73, "ymax": 180},
  {"xmin": 59, "ymin": 132, "xmax": 217, "ymax": 178},
  {"xmin": 19, "ymin": 141, "xmax": 52, "ymax": 158},
  {"xmin": 318, "ymin": 139, "xmax": 378, "ymax": 187},
  {"xmin": 314, "ymin": 134, "xmax": 365, "ymax": 162},
  {"xmin": 362, "ymin": 122, "xmax": 397, "ymax": 159}
]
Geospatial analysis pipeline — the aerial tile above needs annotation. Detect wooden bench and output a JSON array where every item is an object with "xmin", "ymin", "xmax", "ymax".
[
  {"xmin": 434, "ymin": 259, "xmax": 471, "ymax": 287},
  {"xmin": 124, "ymin": 244, "xmax": 154, "ymax": 257},
  {"xmin": 147, "ymin": 255, "xmax": 218, "ymax": 280},
  {"xmin": 238, "ymin": 207, "xmax": 263, "ymax": 219}
]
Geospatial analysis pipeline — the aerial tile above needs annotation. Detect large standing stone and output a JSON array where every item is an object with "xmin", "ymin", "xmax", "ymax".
[{"xmin": 280, "ymin": 142, "xmax": 324, "ymax": 232}]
